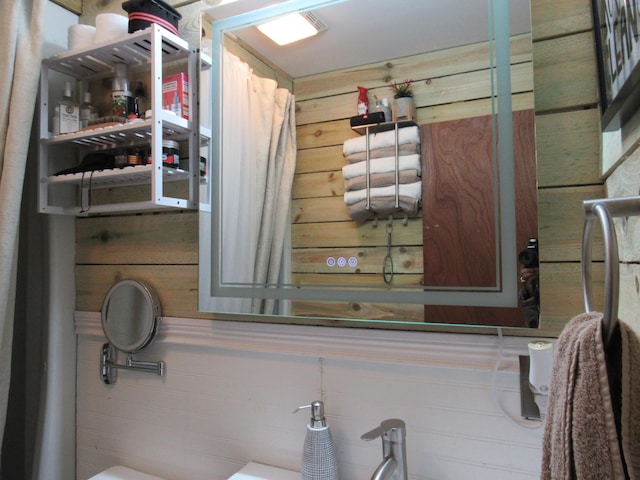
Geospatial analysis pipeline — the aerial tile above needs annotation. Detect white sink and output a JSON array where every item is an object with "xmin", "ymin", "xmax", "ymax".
[
  {"xmin": 89, "ymin": 461, "xmax": 297, "ymax": 480},
  {"xmin": 88, "ymin": 466, "xmax": 166, "ymax": 480},
  {"xmin": 227, "ymin": 462, "xmax": 300, "ymax": 480}
]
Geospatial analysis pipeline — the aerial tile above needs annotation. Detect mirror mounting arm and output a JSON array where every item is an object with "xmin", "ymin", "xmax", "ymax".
[{"xmin": 101, "ymin": 343, "xmax": 165, "ymax": 385}]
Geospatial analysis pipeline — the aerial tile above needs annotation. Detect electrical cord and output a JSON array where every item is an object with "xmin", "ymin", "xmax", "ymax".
[
  {"xmin": 491, "ymin": 328, "xmax": 544, "ymax": 429},
  {"xmin": 79, "ymin": 170, "xmax": 95, "ymax": 214}
]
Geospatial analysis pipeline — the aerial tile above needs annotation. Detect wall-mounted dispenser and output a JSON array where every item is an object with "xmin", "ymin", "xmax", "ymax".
[
  {"xmin": 293, "ymin": 400, "xmax": 338, "ymax": 480},
  {"xmin": 519, "ymin": 340, "xmax": 554, "ymax": 420}
]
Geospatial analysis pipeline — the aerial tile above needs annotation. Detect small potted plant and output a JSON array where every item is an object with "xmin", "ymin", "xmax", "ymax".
[{"xmin": 389, "ymin": 79, "xmax": 416, "ymax": 121}]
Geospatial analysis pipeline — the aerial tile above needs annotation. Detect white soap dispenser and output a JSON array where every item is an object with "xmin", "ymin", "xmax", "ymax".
[{"xmin": 294, "ymin": 400, "xmax": 339, "ymax": 480}]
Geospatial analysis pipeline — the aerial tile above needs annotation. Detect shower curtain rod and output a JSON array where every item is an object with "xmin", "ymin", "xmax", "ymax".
[{"xmin": 581, "ymin": 195, "xmax": 640, "ymax": 347}]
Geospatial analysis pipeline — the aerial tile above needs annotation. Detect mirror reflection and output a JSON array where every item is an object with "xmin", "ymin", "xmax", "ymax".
[
  {"xmin": 101, "ymin": 279, "xmax": 161, "ymax": 353},
  {"xmin": 200, "ymin": 0, "xmax": 538, "ymax": 328}
]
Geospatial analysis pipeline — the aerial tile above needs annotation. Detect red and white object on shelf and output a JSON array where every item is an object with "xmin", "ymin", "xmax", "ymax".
[{"xmin": 162, "ymin": 72, "xmax": 189, "ymax": 120}]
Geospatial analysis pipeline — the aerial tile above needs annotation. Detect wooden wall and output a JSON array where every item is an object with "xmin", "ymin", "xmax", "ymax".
[
  {"xmin": 53, "ymin": 0, "xmax": 81, "ymax": 14},
  {"xmin": 76, "ymin": 0, "xmax": 604, "ymax": 338},
  {"xmin": 532, "ymin": 0, "xmax": 604, "ymax": 336}
]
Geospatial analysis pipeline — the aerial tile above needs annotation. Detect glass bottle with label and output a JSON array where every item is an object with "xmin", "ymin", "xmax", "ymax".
[
  {"xmin": 112, "ymin": 63, "xmax": 134, "ymax": 118},
  {"xmin": 57, "ymin": 81, "xmax": 79, "ymax": 134}
]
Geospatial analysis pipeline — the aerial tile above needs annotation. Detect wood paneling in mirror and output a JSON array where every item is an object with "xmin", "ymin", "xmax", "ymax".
[
  {"xmin": 422, "ymin": 110, "xmax": 537, "ymax": 327},
  {"xmin": 288, "ymin": 34, "xmax": 534, "ymax": 322}
]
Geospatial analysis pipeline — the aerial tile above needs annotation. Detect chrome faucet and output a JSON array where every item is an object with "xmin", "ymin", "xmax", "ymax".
[{"xmin": 361, "ymin": 419, "xmax": 407, "ymax": 480}]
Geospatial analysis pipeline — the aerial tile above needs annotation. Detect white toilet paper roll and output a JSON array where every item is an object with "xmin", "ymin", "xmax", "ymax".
[
  {"xmin": 95, "ymin": 13, "xmax": 129, "ymax": 44},
  {"xmin": 67, "ymin": 24, "xmax": 96, "ymax": 51}
]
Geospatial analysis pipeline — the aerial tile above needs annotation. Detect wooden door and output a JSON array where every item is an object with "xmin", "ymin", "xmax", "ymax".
[{"xmin": 422, "ymin": 110, "xmax": 538, "ymax": 327}]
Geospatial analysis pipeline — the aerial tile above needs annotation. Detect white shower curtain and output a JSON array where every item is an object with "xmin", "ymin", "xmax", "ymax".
[
  {"xmin": 0, "ymin": 0, "xmax": 45, "ymax": 455},
  {"xmin": 216, "ymin": 51, "xmax": 296, "ymax": 314}
]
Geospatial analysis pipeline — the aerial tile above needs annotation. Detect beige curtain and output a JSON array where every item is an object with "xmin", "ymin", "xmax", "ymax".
[
  {"xmin": 251, "ymin": 87, "xmax": 297, "ymax": 315},
  {"xmin": 216, "ymin": 51, "xmax": 296, "ymax": 315},
  {"xmin": 0, "ymin": 0, "xmax": 46, "ymax": 453}
]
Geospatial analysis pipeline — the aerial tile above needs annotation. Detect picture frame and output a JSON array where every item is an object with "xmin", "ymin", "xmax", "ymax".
[{"xmin": 592, "ymin": 0, "xmax": 640, "ymax": 131}]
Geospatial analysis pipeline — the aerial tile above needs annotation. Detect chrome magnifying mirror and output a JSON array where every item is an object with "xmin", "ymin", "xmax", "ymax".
[{"xmin": 100, "ymin": 279, "xmax": 165, "ymax": 384}]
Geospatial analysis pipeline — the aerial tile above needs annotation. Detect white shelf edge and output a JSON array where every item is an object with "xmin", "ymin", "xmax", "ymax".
[
  {"xmin": 200, "ymin": 52, "xmax": 212, "ymax": 71},
  {"xmin": 199, "ymin": 125, "xmax": 212, "ymax": 140},
  {"xmin": 49, "ymin": 198, "xmax": 196, "ymax": 216},
  {"xmin": 45, "ymin": 164, "xmax": 191, "ymax": 188},
  {"xmin": 43, "ymin": 114, "xmax": 190, "ymax": 147},
  {"xmin": 42, "ymin": 26, "xmax": 191, "ymax": 79},
  {"xmin": 45, "ymin": 120, "xmax": 150, "ymax": 145}
]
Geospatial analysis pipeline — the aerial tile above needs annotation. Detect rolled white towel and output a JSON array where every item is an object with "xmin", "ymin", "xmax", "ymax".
[
  {"xmin": 342, "ymin": 154, "xmax": 421, "ymax": 179},
  {"xmin": 343, "ymin": 181, "xmax": 422, "ymax": 206},
  {"xmin": 345, "ymin": 143, "xmax": 420, "ymax": 163},
  {"xmin": 343, "ymin": 125, "xmax": 420, "ymax": 156},
  {"xmin": 344, "ymin": 169, "xmax": 420, "ymax": 191}
]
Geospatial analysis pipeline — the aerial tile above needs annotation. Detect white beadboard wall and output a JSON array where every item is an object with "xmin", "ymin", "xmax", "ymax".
[{"xmin": 75, "ymin": 313, "xmax": 546, "ymax": 480}]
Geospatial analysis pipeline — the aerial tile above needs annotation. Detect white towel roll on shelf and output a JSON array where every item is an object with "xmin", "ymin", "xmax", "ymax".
[
  {"xmin": 67, "ymin": 24, "xmax": 96, "ymax": 51},
  {"xmin": 343, "ymin": 181, "xmax": 422, "ymax": 206},
  {"xmin": 342, "ymin": 125, "xmax": 420, "ymax": 156}
]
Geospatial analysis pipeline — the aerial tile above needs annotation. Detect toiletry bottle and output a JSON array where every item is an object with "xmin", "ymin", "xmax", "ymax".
[
  {"xmin": 79, "ymin": 91, "xmax": 94, "ymax": 129},
  {"xmin": 375, "ymin": 98, "xmax": 392, "ymax": 123},
  {"xmin": 52, "ymin": 106, "xmax": 60, "ymax": 137},
  {"xmin": 134, "ymin": 80, "xmax": 146, "ymax": 119},
  {"xmin": 112, "ymin": 63, "xmax": 134, "ymax": 118},
  {"xmin": 294, "ymin": 400, "xmax": 339, "ymax": 480},
  {"xmin": 58, "ymin": 81, "xmax": 79, "ymax": 134},
  {"xmin": 171, "ymin": 91, "xmax": 181, "ymax": 116},
  {"xmin": 381, "ymin": 98, "xmax": 392, "ymax": 122},
  {"xmin": 357, "ymin": 86, "xmax": 369, "ymax": 115}
]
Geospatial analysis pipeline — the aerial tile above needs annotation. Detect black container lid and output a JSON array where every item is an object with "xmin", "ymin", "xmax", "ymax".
[{"xmin": 122, "ymin": 0, "xmax": 182, "ymax": 19}]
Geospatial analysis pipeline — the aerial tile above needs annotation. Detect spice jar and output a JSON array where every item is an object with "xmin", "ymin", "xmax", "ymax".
[
  {"xmin": 162, "ymin": 140, "xmax": 180, "ymax": 167},
  {"xmin": 127, "ymin": 148, "xmax": 142, "ymax": 165}
]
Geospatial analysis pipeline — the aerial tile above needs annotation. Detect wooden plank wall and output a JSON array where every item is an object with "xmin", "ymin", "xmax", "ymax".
[
  {"xmin": 532, "ymin": 0, "xmax": 604, "ymax": 336},
  {"xmin": 76, "ymin": 0, "xmax": 604, "ymax": 338},
  {"xmin": 607, "ymin": 154, "xmax": 640, "ymax": 332},
  {"xmin": 53, "ymin": 0, "xmax": 81, "ymax": 15}
]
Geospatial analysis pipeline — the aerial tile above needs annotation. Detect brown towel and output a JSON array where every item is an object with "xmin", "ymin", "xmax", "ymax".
[{"xmin": 541, "ymin": 312, "xmax": 640, "ymax": 479}]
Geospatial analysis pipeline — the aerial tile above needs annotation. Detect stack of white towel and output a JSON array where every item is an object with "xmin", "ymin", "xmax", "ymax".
[{"xmin": 342, "ymin": 125, "xmax": 422, "ymax": 223}]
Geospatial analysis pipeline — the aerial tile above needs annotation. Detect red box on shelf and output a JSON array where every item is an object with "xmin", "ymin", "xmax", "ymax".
[{"xmin": 162, "ymin": 73, "xmax": 189, "ymax": 120}]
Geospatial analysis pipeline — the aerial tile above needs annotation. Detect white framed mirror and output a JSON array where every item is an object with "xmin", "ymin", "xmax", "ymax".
[{"xmin": 199, "ymin": 0, "xmax": 538, "ymax": 329}]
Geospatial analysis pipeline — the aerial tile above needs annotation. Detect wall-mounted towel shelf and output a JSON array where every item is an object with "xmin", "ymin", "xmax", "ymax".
[
  {"xmin": 343, "ymin": 121, "xmax": 421, "ymax": 223},
  {"xmin": 582, "ymin": 195, "xmax": 640, "ymax": 347}
]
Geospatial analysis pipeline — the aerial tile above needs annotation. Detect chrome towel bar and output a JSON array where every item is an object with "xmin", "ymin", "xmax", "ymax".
[{"xmin": 582, "ymin": 196, "xmax": 640, "ymax": 347}]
